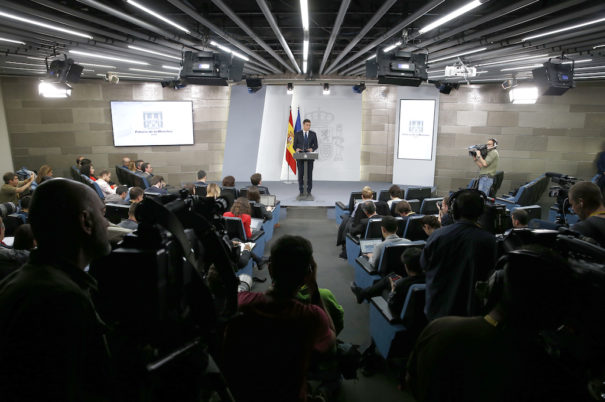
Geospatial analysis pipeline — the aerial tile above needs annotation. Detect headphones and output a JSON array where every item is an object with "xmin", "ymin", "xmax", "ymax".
[{"xmin": 448, "ymin": 188, "xmax": 488, "ymax": 220}]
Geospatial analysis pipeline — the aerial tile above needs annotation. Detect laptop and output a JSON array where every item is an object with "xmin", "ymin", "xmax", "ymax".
[
  {"xmin": 359, "ymin": 239, "xmax": 382, "ymax": 254},
  {"xmin": 260, "ymin": 194, "xmax": 276, "ymax": 207},
  {"xmin": 251, "ymin": 218, "xmax": 264, "ymax": 233}
]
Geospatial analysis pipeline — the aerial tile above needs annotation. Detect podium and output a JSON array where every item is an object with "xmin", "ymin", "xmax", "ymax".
[{"xmin": 294, "ymin": 152, "xmax": 318, "ymax": 201}]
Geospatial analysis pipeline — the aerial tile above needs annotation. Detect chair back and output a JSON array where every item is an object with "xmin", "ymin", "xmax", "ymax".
[
  {"xmin": 405, "ymin": 187, "xmax": 431, "ymax": 203},
  {"xmin": 194, "ymin": 183, "xmax": 207, "ymax": 196},
  {"xmin": 132, "ymin": 174, "xmax": 150, "ymax": 189},
  {"xmin": 81, "ymin": 175, "xmax": 104, "ymax": 200},
  {"xmin": 224, "ymin": 216, "xmax": 248, "ymax": 241},
  {"xmin": 114, "ymin": 165, "xmax": 128, "ymax": 186},
  {"xmin": 378, "ymin": 189, "xmax": 391, "ymax": 203},
  {"xmin": 403, "ymin": 215, "xmax": 428, "ymax": 241},
  {"xmin": 249, "ymin": 201, "xmax": 265, "ymax": 220},
  {"xmin": 348, "ymin": 191, "xmax": 376, "ymax": 213},
  {"xmin": 400, "ymin": 284, "xmax": 427, "ymax": 329},
  {"xmin": 238, "ymin": 187, "xmax": 248, "ymax": 198},
  {"xmin": 223, "ymin": 308, "xmax": 311, "ymax": 402},
  {"xmin": 377, "ymin": 241, "xmax": 425, "ymax": 276},
  {"xmin": 395, "ymin": 216, "xmax": 406, "ymax": 237},
  {"xmin": 220, "ymin": 186, "xmax": 239, "ymax": 200},
  {"xmin": 374, "ymin": 201, "xmax": 390, "ymax": 216},
  {"xmin": 105, "ymin": 203, "xmax": 130, "ymax": 224},
  {"xmin": 420, "ymin": 197, "xmax": 443, "ymax": 215},
  {"xmin": 364, "ymin": 217, "xmax": 383, "ymax": 239},
  {"xmin": 70, "ymin": 165, "xmax": 81, "ymax": 181}
]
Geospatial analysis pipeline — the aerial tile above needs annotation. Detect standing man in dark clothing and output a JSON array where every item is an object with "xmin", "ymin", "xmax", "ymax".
[
  {"xmin": 293, "ymin": 119, "xmax": 318, "ymax": 195},
  {"xmin": 595, "ymin": 141, "xmax": 605, "ymax": 195},
  {"xmin": 421, "ymin": 189, "xmax": 496, "ymax": 321},
  {"xmin": 0, "ymin": 178, "xmax": 113, "ymax": 402}
]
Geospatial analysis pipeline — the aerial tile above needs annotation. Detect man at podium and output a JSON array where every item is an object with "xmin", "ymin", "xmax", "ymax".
[{"xmin": 293, "ymin": 119, "xmax": 318, "ymax": 195}]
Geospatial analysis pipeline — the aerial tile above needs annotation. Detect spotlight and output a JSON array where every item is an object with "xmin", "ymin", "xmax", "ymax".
[
  {"xmin": 287, "ymin": 82, "xmax": 294, "ymax": 95},
  {"xmin": 160, "ymin": 79, "xmax": 187, "ymax": 90},
  {"xmin": 105, "ymin": 72, "xmax": 119, "ymax": 84},
  {"xmin": 38, "ymin": 81, "xmax": 72, "ymax": 98},
  {"xmin": 246, "ymin": 78, "xmax": 262, "ymax": 93},
  {"xmin": 352, "ymin": 82, "xmax": 366, "ymax": 94},
  {"xmin": 501, "ymin": 79, "xmax": 517, "ymax": 90},
  {"xmin": 434, "ymin": 81, "xmax": 459, "ymax": 95},
  {"xmin": 323, "ymin": 83, "xmax": 330, "ymax": 95}
]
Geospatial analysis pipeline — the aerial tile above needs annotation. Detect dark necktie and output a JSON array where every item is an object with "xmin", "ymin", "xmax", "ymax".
[{"xmin": 304, "ymin": 132, "xmax": 308, "ymax": 149}]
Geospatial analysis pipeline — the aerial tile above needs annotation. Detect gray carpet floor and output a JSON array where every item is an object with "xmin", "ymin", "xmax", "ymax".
[{"xmin": 251, "ymin": 206, "xmax": 416, "ymax": 402}]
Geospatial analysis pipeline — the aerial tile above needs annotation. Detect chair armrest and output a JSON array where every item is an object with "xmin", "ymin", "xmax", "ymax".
[
  {"xmin": 335, "ymin": 201, "xmax": 347, "ymax": 210},
  {"xmin": 355, "ymin": 255, "xmax": 375, "ymax": 274},
  {"xmin": 250, "ymin": 230, "xmax": 265, "ymax": 242},
  {"xmin": 370, "ymin": 296, "xmax": 397, "ymax": 323},
  {"xmin": 346, "ymin": 232, "xmax": 360, "ymax": 245}
]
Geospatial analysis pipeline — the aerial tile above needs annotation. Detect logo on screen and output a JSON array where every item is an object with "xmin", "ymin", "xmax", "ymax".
[
  {"xmin": 143, "ymin": 112, "xmax": 163, "ymax": 130},
  {"xmin": 409, "ymin": 120, "xmax": 423, "ymax": 134}
]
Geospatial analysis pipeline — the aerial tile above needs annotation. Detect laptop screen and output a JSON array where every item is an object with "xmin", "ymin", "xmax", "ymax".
[
  {"xmin": 359, "ymin": 239, "xmax": 382, "ymax": 254},
  {"xmin": 260, "ymin": 194, "xmax": 276, "ymax": 207},
  {"xmin": 250, "ymin": 218, "xmax": 264, "ymax": 232}
]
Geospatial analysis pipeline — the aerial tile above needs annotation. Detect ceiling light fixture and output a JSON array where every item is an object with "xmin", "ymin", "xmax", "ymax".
[
  {"xmin": 509, "ymin": 86, "xmax": 539, "ymax": 104},
  {"xmin": 562, "ymin": 59, "xmax": 592, "ymax": 64},
  {"xmin": 162, "ymin": 65, "xmax": 181, "ymax": 71},
  {"xmin": 96, "ymin": 73, "xmax": 165, "ymax": 80},
  {"xmin": 6, "ymin": 61, "xmax": 44, "ymax": 67},
  {"xmin": 593, "ymin": 44, "xmax": 605, "ymax": 49},
  {"xmin": 126, "ymin": 0, "xmax": 190, "ymax": 33},
  {"xmin": 76, "ymin": 62, "xmax": 117, "ymax": 69},
  {"xmin": 0, "ymin": 66, "xmax": 46, "ymax": 72},
  {"xmin": 323, "ymin": 83, "xmax": 330, "ymax": 95},
  {"xmin": 419, "ymin": 0, "xmax": 486, "ymax": 35},
  {"xmin": 522, "ymin": 17, "xmax": 605, "ymax": 42},
  {"xmin": 27, "ymin": 57, "xmax": 46, "ymax": 61},
  {"xmin": 429, "ymin": 47, "xmax": 487, "ymax": 63},
  {"xmin": 575, "ymin": 75, "xmax": 605, "ymax": 79},
  {"xmin": 129, "ymin": 68, "xmax": 179, "ymax": 76},
  {"xmin": 127, "ymin": 45, "xmax": 181, "ymax": 60},
  {"xmin": 0, "ymin": 11, "xmax": 93, "ymax": 39},
  {"xmin": 38, "ymin": 82, "xmax": 72, "ymax": 98},
  {"xmin": 383, "ymin": 42, "xmax": 403, "ymax": 53},
  {"xmin": 576, "ymin": 65, "xmax": 605, "ymax": 71},
  {"xmin": 303, "ymin": 60, "xmax": 308, "ymax": 74},
  {"xmin": 69, "ymin": 50, "xmax": 149, "ymax": 65},
  {"xmin": 366, "ymin": 54, "xmax": 377, "ymax": 61},
  {"xmin": 303, "ymin": 40, "xmax": 309, "ymax": 60},
  {"xmin": 0, "ymin": 37, "xmax": 26, "ymax": 45},
  {"xmin": 476, "ymin": 54, "xmax": 550, "ymax": 67},
  {"xmin": 287, "ymin": 82, "xmax": 294, "ymax": 95},
  {"xmin": 500, "ymin": 64, "xmax": 543, "ymax": 71},
  {"xmin": 208, "ymin": 41, "xmax": 250, "ymax": 61},
  {"xmin": 300, "ymin": 0, "xmax": 309, "ymax": 30}
]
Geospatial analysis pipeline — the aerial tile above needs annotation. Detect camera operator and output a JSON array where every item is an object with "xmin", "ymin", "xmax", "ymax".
[
  {"xmin": 0, "ymin": 179, "xmax": 113, "ymax": 402},
  {"xmin": 472, "ymin": 138, "xmax": 499, "ymax": 196},
  {"xmin": 568, "ymin": 181, "xmax": 605, "ymax": 248}
]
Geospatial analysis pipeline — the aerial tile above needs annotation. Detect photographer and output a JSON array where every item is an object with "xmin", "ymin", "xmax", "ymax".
[
  {"xmin": 472, "ymin": 138, "xmax": 499, "ymax": 196},
  {"xmin": 568, "ymin": 181, "xmax": 605, "ymax": 247}
]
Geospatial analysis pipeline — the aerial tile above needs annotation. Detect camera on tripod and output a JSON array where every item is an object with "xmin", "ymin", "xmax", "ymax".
[
  {"xmin": 89, "ymin": 190, "xmax": 239, "ymax": 401},
  {"xmin": 468, "ymin": 144, "xmax": 488, "ymax": 158},
  {"xmin": 545, "ymin": 172, "xmax": 580, "ymax": 224}
]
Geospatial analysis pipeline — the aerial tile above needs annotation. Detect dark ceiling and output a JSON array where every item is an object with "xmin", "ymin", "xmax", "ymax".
[{"xmin": 0, "ymin": 0, "xmax": 604, "ymax": 84}]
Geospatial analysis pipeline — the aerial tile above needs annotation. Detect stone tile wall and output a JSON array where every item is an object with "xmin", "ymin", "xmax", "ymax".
[
  {"xmin": 361, "ymin": 82, "xmax": 605, "ymax": 195},
  {"xmin": 1, "ymin": 77, "xmax": 230, "ymax": 185}
]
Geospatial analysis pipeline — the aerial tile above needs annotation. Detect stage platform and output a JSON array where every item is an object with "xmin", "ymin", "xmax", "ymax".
[{"xmin": 231, "ymin": 181, "xmax": 434, "ymax": 207}]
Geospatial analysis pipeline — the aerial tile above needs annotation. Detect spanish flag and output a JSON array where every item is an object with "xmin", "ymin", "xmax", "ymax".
[{"xmin": 285, "ymin": 108, "xmax": 296, "ymax": 174}]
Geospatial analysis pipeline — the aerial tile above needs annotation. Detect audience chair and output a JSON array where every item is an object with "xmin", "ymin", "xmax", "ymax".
[
  {"xmin": 364, "ymin": 217, "xmax": 384, "ymax": 239},
  {"xmin": 495, "ymin": 174, "xmax": 548, "ymax": 208},
  {"xmin": 132, "ymin": 174, "xmax": 150, "ymax": 189},
  {"xmin": 369, "ymin": 284, "xmax": 427, "ymax": 360},
  {"xmin": 403, "ymin": 215, "xmax": 428, "ymax": 241},
  {"xmin": 194, "ymin": 183, "xmax": 207, "ymax": 196},
  {"xmin": 70, "ymin": 165, "xmax": 81, "ymax": 181},
  {"xmin": 335, "ymin": 191, "xmax": 377, "ymax": 225},
  {"xmin": 374, "ymin": 200, "xmax": 390, "ymax": 216},
  {"xmin": 511, "ymin": 205, "xmax": 541, "ymax": 222},
  {"xmin": 354, "ymin": 241, "xmax": 424, "ymax": 289},
  {"xmin": 378, "ymin": 189, "xmax": 391, "ymax": 203},
  {"xmin": 81, "ymin": 175, "xmax": 105, "ymax": 200},
  {"xmin": 220, "ymin": 186, "xmax": 239, "ymax": 201},
  {"xmin": 105, "ymin": 203, "xmax": 130, "ymax": 225},
  {"xmin": 405, "ymin": 187, "xmax": 432, "ymax": 203},
  {"xmin": 224, "ymin": 216, "xmax": 265, "ymax": 256},
  {"xmin": 238, "ymin": 188, "xmax": 248, "ymax": 198},
  {"xmin": 3, "ymin": 214, "xmax": 24, "ymax": 236},
  {"xmin": 419, "ymin": 197, "xmax": 443, "ymax": 215}
]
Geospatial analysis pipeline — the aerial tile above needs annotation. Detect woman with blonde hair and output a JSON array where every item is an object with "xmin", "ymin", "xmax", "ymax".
[
  {"xmin": 36, "ymin": 165, "xmax": 53, "ymax": 184},
  {"xmin": 206, "ymin": 183, "xmax": 220, "ymax": 198}
]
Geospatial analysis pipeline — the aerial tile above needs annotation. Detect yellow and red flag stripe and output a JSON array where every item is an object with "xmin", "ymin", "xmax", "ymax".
[{"xmin": 285, "ymin": 108, "xmax": 296, "ymax": 174}]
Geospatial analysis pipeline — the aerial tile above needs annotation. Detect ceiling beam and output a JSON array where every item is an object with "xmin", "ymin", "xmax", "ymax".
[
  {"xmin": 256, "ymin": 0, "xmax": 301, "ymax": 73},
  {"xmin": 318, "ymin": 0, "xmax": 350, "ymax": 75}
]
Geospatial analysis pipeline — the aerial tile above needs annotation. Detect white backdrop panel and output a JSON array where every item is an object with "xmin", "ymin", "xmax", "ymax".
[
  {"xmin": 278, "ymin": 85, "xmax": 362, "ymax": 181},
  {"xmin": 256, "ymin": 86, "xmax": 292, "ymax": 180}
]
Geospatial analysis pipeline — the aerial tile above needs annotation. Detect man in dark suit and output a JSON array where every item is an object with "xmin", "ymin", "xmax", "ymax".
[{"xmin": 293, "ymin": 119, "xmax": 318, "ymax": 195}]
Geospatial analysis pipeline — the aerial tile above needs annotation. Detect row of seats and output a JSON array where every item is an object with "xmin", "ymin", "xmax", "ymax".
[
  {"xmin": 495, "ymin": 174, "xmax": 549, "ymax": 209},
  {"xmin": 115, "ymin": 166, "xmax": 150, "ymax": 189},
  {"xmin": 69, "ymin": 166, "xmax": 106, "ymax": 200},
  {"xmin": 467, "ymin": 171, "xmax": 504, "ymax": 197},
  {"xmin": 335, "ymin": 186, "xmax": 434, "ymax": 225}
]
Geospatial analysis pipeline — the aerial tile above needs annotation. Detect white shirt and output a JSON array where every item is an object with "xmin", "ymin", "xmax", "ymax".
[{"xmin": 96, "ymin": 178, "xmax": 115, "ymax": 195}]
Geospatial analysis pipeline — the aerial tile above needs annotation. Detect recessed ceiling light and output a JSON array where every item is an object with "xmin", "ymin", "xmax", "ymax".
[
  {"xmin": 126, "ymin": 0, "xmax": 190, "ymax": 33},
  {"xmin": 0, "ymin": 11, "xmax": 92, "ymax": 39},
  {"xmin": 522, "ymin": 17, "xmax": 605, "ymax": 42},
  {"xmin": 127, "ymin": 45, "xmax": 181, "ymax": 61},
  {"xmin": 0, "ymin": 37, "xmax": 26, "ymax": 45},
  {"xmin": 69, "ymin": 50, "xmax": 149, "ymax": 65}
]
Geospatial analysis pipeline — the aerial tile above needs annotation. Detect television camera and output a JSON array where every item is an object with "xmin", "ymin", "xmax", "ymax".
[
  {"xmin": 90, "ymin": 190, "xmax": 240, "ymax": 401},
  {"xmin": 491, "ymin": 228, "xmax": 605, "ymax": 400},
  {"xmin": 468, "ymin": 144, "xmax": 488, "ymax": 158},
  {"xmin": 546, "ymin": 172, "xmax": 580, "ymax": 224}
]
